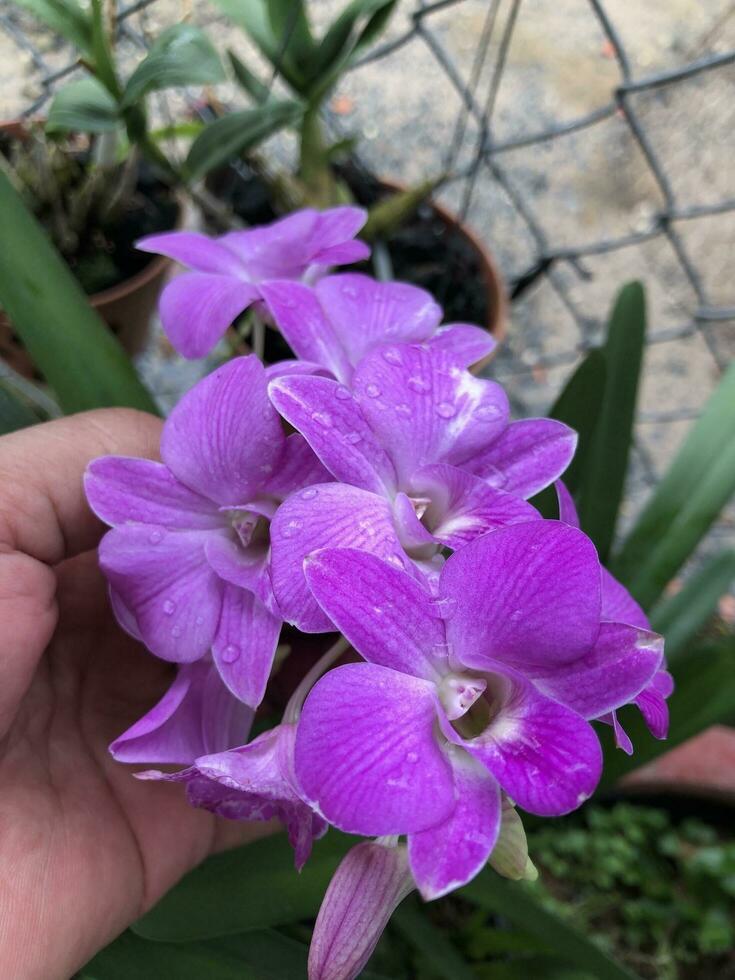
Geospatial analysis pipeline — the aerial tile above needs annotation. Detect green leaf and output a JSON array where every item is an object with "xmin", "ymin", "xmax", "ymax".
[
  {"xmin": 310, "ymin": 0, "xmax": 396, "ymax": 95},
  {"xmin": 46, "ymin": 77, "xmax": 120, "ymax": 134},
  {"xmin": 9, "ymin": 0, "xmax": 92, "ymax": 55},
  {"xmin": 89, "ymin": 0, "xmax": 120, "ymax": 98},
  {"xmin": 121, "ymin": 25, "xmax": 225, "ymax": 109},
  {"xmin": 85, "ymin": 929, "xmax": 308, "ymax": 980},
  {"xmin": 393, "ymin": 898, "xmax": 475, "ymax": 980},
  {"xmin": 650, "ymin": 551, "xmax": 735, "ymax": 662},
  {"xmin": 598, "ymin": 635, "xmax": 735, "ymax": 788},
  {"xmin": 185, "ymin": 100, "xmax": 303, "ymax": 179},
  {"xmin": 0, "ymin": 379, "xmax": 42, "ymax": 433},
  {"xmin": 133, "ymin": 831, "xmax": 353, "ymax": 941},
  {"xmin": 612, "ymin": 360, "xmax": 735, "ymax": 606},
  {"xmin": 211, "ymin": 0, "xmax": 304, "ymax": 92},
  {"xmin": 577, "ymin": 282, "xmax": 646, "ymax": 562},
  {"xmin": 547, "ymin": 348, "xmax": 607, "ymax": 496},
  {"xmin": 462, "ymin": 872, "xmax": 638, "ymax": 980},
  {"xmin": 228, "ymin": 50, "xmax": 270, "ymax": 103},
  {"xmin": 0, "ymin": 170, "xmax": 157, "ymax": 414},
  {"xmin": 266, "ymin": 0, "xmax": 316, "ymax": 85}
]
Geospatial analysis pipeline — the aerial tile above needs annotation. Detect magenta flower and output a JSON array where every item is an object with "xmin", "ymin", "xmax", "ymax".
[
  {"xmin": 85, "ymin": 355, "xmax": 329, "ymax": 707},
  {"xmin": 556, "ymin": 481, "xmax": 673, "ymax": 752},
  {"xmin": 294, "ymin": 522, "xmax": 663, "ymax": 899},
  {"xmin": 260, "ymin": 273, "xmax": 495, "ymax": 383},
  {"xmin": 268, "ymin": 342, "xmax": 575, "ymax": 630},
  {"xmin": 137, "ymin": 207, "xmax": 370, "ymax": 358}
]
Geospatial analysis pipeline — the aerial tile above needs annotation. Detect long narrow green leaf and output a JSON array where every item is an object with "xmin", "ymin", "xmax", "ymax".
[
  {"xmin": 266, "ymin": 0, "xmax": 315, "ymax": 87},
  {"xmin": 613, "ymin": 360, "xmax": 735, "ymax": 586},
  {"xmin": 0, "ymin": 379, "xmax": 42, "ymax": 433},
  {"xmin": 577, "ymin": 282, "xmax": 646, "ymax": 562},
  {"xmin": 624, "ymin": 436, "xmax": 735, "ymax": 609},
  {"xmin": 89, "ymin": 0, "xmax": 120, "ymax": 97},
  {"xmin": 10, "ymin": 0, "xmax": 92, "ymax": 54},
  {"xmin": 0, "ymin": 171, "xmax": 157, "ymax": 414},
  {"xmin": 46, "ymin": 77, "xmax": 120, "ymax": 134},
  {"xmin": 228, "ymin": 50, "xmax": 270, "ymax": 103},
  {"xmin": 650, "ymin": 551, "xmax": 735, "ymax": 661},
  {"xmin": 211, "ymin": 0, "xmax": 303, "ymax": 92},
  {"xmin": 185, "ymin": 100, "xmax": 303, "ymax": 179},
  {"xmin": 548, "ymin": 348, "xmax": 607, "ymax": 496},
  {"xmin": 461, "ymin": 872, "xmax": 637, "ymax": 980},
  {"xmin": 121, "ymin": 25, "xmax": 225, "ymax": 109},
  {"xmin": 308, "ymin": 0, "xmax": 396, "ymax": 99},
  {"xmin": 597, "ymin": 635, "xmax": 735, "ymax": 789},
  {"xmin": 393, "ymin": 899, "xmax": 475, "ymax": 980},
  {"xmin": 133, "ymin": 831, "xmax": 353, "ymax": 941}
]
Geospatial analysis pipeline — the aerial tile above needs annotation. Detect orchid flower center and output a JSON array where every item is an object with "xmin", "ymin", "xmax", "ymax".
[
  {"xmin": 446, "ymin": 672, "xmax": 511, "ymax": 739},
  {"xmin": 439, "ymin": 673, "xmax": 487, "ymax": 721},
  {"xmin": 228, "ymin": 509, "xmax": 271, "ymax": 551}
]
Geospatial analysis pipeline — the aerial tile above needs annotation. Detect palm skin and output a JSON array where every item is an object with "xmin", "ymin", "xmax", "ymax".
[{"xmin": 0, "ymin": 411, "xmax": 265, "ymax": 980}]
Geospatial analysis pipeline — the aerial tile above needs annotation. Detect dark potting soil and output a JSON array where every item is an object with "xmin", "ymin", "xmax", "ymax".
[{"xmin": 214, "ymin": 160, "xmax": 491, "ymax": 352}]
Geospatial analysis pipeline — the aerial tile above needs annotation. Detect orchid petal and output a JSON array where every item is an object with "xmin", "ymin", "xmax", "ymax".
[
  {"xmin": 262, "ymin": 433, "xmax": 332, "ymax": 500},
  {"xmin": 408, "ymin": 749, "xmax": 501, "ymax": 900},
  {"xmin": 203, "ymin": 533, "xmax": 273, "ymax": 608},
  {"xmin": 111, "ymin": 661, "xmax": 253, "ymax": 764},
  {"xmin": 295, "ymin": 663, "xmax": 455, "ymax": 835},
  {"xmin": 392, "ymin": 492, "xmax": 437, "ymax": 553},
  {"xmin": 304, "ymin": 548, "xmax": 445, "ymax": 680},
  {"xmin": 269, "ymin": 374, "xmax": 397, "ymax": 495},
  {"xmin": 85, "ymin": 457, "xmax": 220, "ymax": 529},
  {"xmin": 158, "ymin": 272, "xmax": 259, "ymax": 359},
  {"xmin": 469, "ymin": 420, "xmax": 577, "ymax": 498},
  {"xmin": 212, "ymin": 584, "xmax": 281, "ymax": 708},
  {"xmin": 441, "ymin": 521, "xmax": 602, "ymax": 671},
  {"xmin": 270, "ymin": 484, "xmax": 409, "ymax": 632},
  {"xmin": 426, "ymin": 323, "xmax": 496, "ymax": 368},
  {"xmin": 309, "ymin": 841, "xmax": 413, "ymax": 980},
  {"xmin": 136, "ymin": 230, "xmax": 245, "ymax": 275},
  {"xmin": 161, "ymin": 356, "xmax": 285, "ymax": 505},
  {"xmin": 353, "ymin": 344, "xmax": 509, "ymax": 484},
  {"xmin": 531, "ymin": 622, "xmax": 663, "ymax": 719},
  {"xmin": 99, "ymin": 525, "xmax": 223, "ymax": 663},
  {"xmin": 555, "ymin": 479, "xmax": 580, "ymax": 527}
]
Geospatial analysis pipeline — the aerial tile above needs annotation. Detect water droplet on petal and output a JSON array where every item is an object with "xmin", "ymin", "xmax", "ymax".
[
  {"xmin": 195, "ymin": 615, "xmax": 204, "ymax": 626},
  {"xmin": 171, "ymin": 625, "xmax": 182, "ymax": 638},
  {"xmin": 280, "ymin": 296, "xmax": 296, "ymax": 309},
  {"xmin": 365, "ymin": 383, "xmax": 381, "ymax": 398},
  {"xmin": 222, "ymin": 643, "xmax": 240, "ymax": 663},
  {"xmin": 394, "ymin": 402, "xmax": 411, "ymax": 416},
  {"xmin": 163, "ymin": 599, "xmax": 176, "ymax": 616},
  {"xmin": 341, "ymin": 285, "xmax": 358, "ymax": 298},
  {"xmin": 301, "ymin": 488, "xmax": 318, "ymax": 500},
  {"xmin": 148, "ymin": 529, "xmax": 163, "ymax": 545},
  {"xmin": 476, "ymin": 403, "xmax": 501, "ymax": 420},
  {"xmin": 311, "ymin": 410, "xmax": 333, "ymax": 427},
  {"xmin": 436, "ymin": 402, "xmax": 456, "ymax": 419},
  {"xmin": 281, "ymin": 519, "xmax": 303, "ymax": 538},
  {"xmin": 344, "ymin": 431, "xmax": 361, "ymax": 445},
  {"xmin": 334, "ymin": 385, "xmax": 352, "ymax": 400},
  {"xmin": 408, "ymin": 376, "xmax": 430, "ymax": 394},
  {"xmin": 406, "ymin": 751, "xmax": 418, "ymax": 763},
  {"xmin": 382, "ymin": 347, "xmax": 402, "ymax": 365}
]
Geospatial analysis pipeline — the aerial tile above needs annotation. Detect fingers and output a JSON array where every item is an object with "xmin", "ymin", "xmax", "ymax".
[{"xmin": 0, "ymin": 408, "xmax": 162, "ymax": 565}]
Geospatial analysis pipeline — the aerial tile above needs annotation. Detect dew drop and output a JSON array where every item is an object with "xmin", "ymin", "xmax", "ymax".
[
  {"xmin": 408, "ymin": 376, "xmax": 430, "ymax": 394},
  {"xmin": 365, "ymin": 383, "xmax": 381, "ymax": 398},
  {"xmin": 311, "ymin": 410, "xmax": 333, "ymax": 427},
  {"xmin": 334, "ymin": 385, "xmax": 352, "ymax": 401},
  {"xmin": 171, "ymin": 625, "xmax": 182, "ymax": 639},
  {"xmin": 341, "ymin": 285, "xmax": 358, "ymax": 297},
  {"xmin": 222, "ymin": 643, "xmax": 240, "ymax": 663},
  {"xmin": 436, "ymin": 402, "xmax": 456, "ymax": 419},
  {"xmin": 476, "ymin": 403, "xmax": 501, "ymax": 421},
  {"xmin": 344, "ymin": 431, "xmax": 361, "ymax": 445},
  {"xmin": 195, "ymin": 615, "xmax": 204, "ymax": 626},
  {"xmin": 406, "ymin": 751, "xmax": 418, "ymax": 763},
  {"xmin": 148, "ymin": 529, "xmax": 163, "ymax": 545},
  {"xmin": 301, "ymin": 488, "xmax": 318, "ymax": 500},
  {"xmin": 281, "ymin": 519, "xmax": 303, "ymax": 538},
  {"xmin": 381, "ymin": 347, "xmax": 402, "ymax": 365},
  {"xmin": 163, "ymin": 599, "xmax": 176, "ymax": 616}
]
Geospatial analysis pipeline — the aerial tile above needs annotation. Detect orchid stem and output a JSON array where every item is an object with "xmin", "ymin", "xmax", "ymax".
[{"xmin": 284, "ymin": 635, "xmax": 350, "ymax": 724}]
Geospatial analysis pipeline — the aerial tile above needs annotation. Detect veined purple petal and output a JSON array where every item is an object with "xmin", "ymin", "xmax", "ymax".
[
  {"xmin": 452, "ymin": 672, "xmax": 602, "ymax": 816},
  {"xmin": 353, "ymin": 344, "xmax": 509, "ymax": 485},
  {"xmin": 262, "ymin": 433, "xmax": 332, "ymax": 501},
  {"xmin": 269, "ymin": 374, "xmax": 397, "ymax": 495},
  {"xmin": 469, "ymin": 420, "xmax": 577, "ymax": 498},
  {"xmin": 312, "ymin": 239, "xmax": 370, "ymax": 266},
  {"xmin": 260, "ymin": 281, "xmax": 351, "ymax": 380},
  {"xmin": 270, "ymin": 484, "xmax": 409, "ymax": 632},
  {"xmin": 158, "ymin": 272, "xmax": 259, "ymax": 359},
  {"xmin": 307, "ymin": 206, "xmax": 368, "ymax": 255},
  {"xmin": 555, "ymin": 479, "xmax": 580, "ymax": 528},
  {"xmin": 295, "ymin": 663, "xmax": 455, "ymax": 835},
  {"xmin": 304, "ymin": 548, "xmax": 445, "ymax": 680},
  {"xmin": 111, "ymin": 660, "xmax": 253, "ymax": 764},
  {"xmin": 212, "ymin": 584, "xmax": 281, "ymax": 708},
  {"xmin": 392, "ymin": 492, "xmax": 437, "ymax": 553},
  {"xmin": 136, "ymin": 230, "xmax": 245, "ymax": 276},
  {"xmin": 408, "ymin": 748, "xmax": 501, "ymax": 900},
  {"xmin": 635, "ymin": 669, "xmax": 673, "ymax": 739},
  {"xmin": 441, "ymin": 521, "xmax": 602, "ymax": 671},
  {"xmin": 412, "ymin": 463, "xmax": 540, "ymax": 549},
  {"xmin": 530, "ymin": 622, "xmax": 663, "ymax": 719},
  {"xmin": 99, "ymin": 525, "xmax": 223, "ymax": 663},
  {"xmin": 204, "ymin": 533, "xmax": 272, "ymax": 608},
  {"xmin": 85, "ymin": 456, "xmax": 221, "ymax": 529},
  {"xmin": 309, "ymin": 841, "xmax": 413, "ymax": 980},
  {"xmin": 315, "ymin": 274, "xmax": 442, "ymax": 368},
  {"xmin": 161, "ymin": 356, "xmax": 285, "ymax": 506},
  {"xmin": 425, "ymin": 323, "xmax": 496, "ymax": 368}
]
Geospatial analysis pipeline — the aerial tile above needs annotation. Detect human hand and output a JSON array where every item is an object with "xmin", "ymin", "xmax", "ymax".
[{"xmin": 0, "ymin": 410, "xmax": 267, "ymax": 980}]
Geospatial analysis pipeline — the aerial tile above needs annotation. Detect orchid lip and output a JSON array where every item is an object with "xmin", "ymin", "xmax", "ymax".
[{"xmin": 439, "ymin": 673, "xmax": 487, "ymax": 721}]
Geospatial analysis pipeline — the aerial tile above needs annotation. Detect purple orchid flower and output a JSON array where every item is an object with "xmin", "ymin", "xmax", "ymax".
[
  {"xmin": 268, "ymin": 342, "xmax": 575, "ymax": 630},
  {"xmin": 85, "ymin": 355, "xmax": 329, "ymax": 708},
  {"xmin": 136, "ymin": 207, "xmax": 370, "ymax": 358},
  {"xmin": 260, "ymin": 273, "xmax": 495, "ymax": 383},
  {"xmin": 556, "ymin": 481, "xmax": 673, "ymax": 752},
  {"xmin": 294, "ymin": 522, "xmax": 663, "ymax": 900}
]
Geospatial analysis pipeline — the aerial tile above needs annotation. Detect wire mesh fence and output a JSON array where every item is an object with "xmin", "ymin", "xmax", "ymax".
[{"xmin": 1, "ymin": 0, "xmax": 734, "ymax": 571}]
